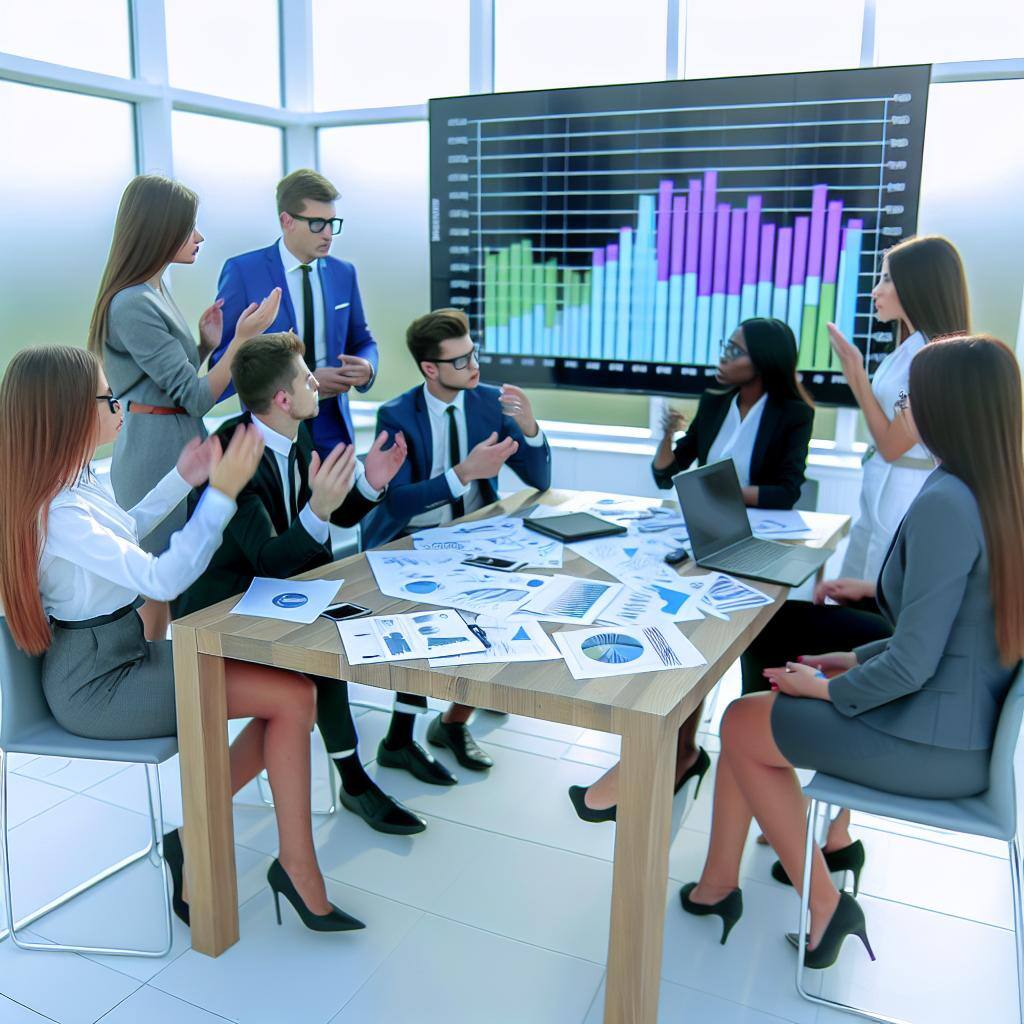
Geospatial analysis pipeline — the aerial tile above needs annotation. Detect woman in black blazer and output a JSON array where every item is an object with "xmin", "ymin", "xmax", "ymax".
[
  {"xmin": 570, "ymin": 318, "xmax": 815, "ymax": 822},
  {"xmin": 652, "ymin": 317, "xmax": 814, "ymax": 509}
]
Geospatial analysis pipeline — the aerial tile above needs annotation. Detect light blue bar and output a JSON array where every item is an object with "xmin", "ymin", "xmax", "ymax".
[
  {"xmin": 786, "ymin": 284, "xmax": 804, "ymax": 337},
  {"xmin": 590, "ymin": 264, "xmax": 604, "ymax": 360},
  {"xmin": 740, "ymin": 283, "xmax": 757, "ymax": 321},
  {"xmin": 522, "ymin": 297, "xmax": 534, "ymax": 355},
  {"xmin": 580, "ymin": 305, "xmax": 590, "ymax": 359},
  {"xmin": 709, "ymin": 293, "xmax": 726, "ymax": 362},
  {"xmin": 603, "ymin": 258, "xmax": 618, "ymax": 360},
  {"xmin": 645, "ymin": 255, "xmax": 658, "ymax": 361},
  {"xmin": 772, "ymin": 286, "xmax": 788, "ymax": 320},
  {"xmin": 616, "ymin": 228, "xmax": 633, "ymax": 360},
  {"xmin": 533, "ymin": 305, "xmax": 544, "ymax": 357},
  {"xmin": 681, "ymin": 272, "xmax": 697, "ymax": 363},
  {"xmin": 695, "ymin": 295, "xmax": 711, "ymax": 363},
  {"xmin": 653, "ymin": 280, "xmax": 669, "ymax": 362},
  {"xmin": 495, "ymin": 325, "xmax": 509, "ymax": 352},
  {"xmin": 756, "ymin": 281, "xmax": 772, "ymax": 316},
  {"xmin": 725, "ymin": 294, "xmax": 740, "ymax": 336},
  {"xmin": 666, "ymin": 276, "xmax": 683, "ymax": 363},
  {"xmin": 837, "ymin": 227, "xmax": 862, "ymax": 339}
]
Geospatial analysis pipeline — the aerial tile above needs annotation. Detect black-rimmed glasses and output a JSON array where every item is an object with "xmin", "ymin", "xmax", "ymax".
[
  {"xmin": 288, "ymin": 213, "xmax": 343, "ymax": 235},
  {"xmin": 432, "ymin": 345, "xmax": 480, "ymax": 371},
  {"xmin": 719, "ymin": 339, "xmax": 747, "ymax": 362},
  {"xmin": 95, "ymin": 394, "xmax": 121, "ymax": 415}
]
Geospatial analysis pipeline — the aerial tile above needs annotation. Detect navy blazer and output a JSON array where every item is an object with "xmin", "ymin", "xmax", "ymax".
[
  {"xmin": 210, "ymin": 241, "xmax": 379, "ymax": 453},
  {"xmin": 359, "ymin": 383, "xmax": 552, "ymax": 550},
  {"xmin": 651, "ymin": 388, "xmax": 813, "ymax": 510}
]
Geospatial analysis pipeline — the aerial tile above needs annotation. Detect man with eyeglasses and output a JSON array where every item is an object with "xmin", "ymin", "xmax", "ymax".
[
  {"xmin": 360, "ymin": 308, "xmax": 552, "ymax": 783},
  {"xmin": 209, "ymin": 169, "xmax": 378, "ymax": 458}
]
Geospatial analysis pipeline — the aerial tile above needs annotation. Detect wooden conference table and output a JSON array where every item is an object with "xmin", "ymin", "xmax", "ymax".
[{"xmin": 171, "ymin": 487, "xmax": 850, "ymax": 1024}]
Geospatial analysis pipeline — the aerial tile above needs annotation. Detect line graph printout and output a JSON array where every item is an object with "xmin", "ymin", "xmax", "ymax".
[{"xmin": 430, "ymin": 65, "xmax": 929, "ymax": 405}]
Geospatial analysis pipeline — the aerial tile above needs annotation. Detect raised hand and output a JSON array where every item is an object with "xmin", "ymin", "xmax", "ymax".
[
  {"xmin": 455, "ymin": 431, "xmax": 518, "ymax": 484},
  {"xmin": 209, "ymin": 424, "xmax": 265, "ymax": 500},
  {"xmin": 234, "ymin": 287, "xmax": 283, "ymax": 343},
  {"xmin": 363, "ymin": 430, "xmax": 407, "ymax": 492},
  {"xmin": 198, "ymin": 299, "xmax": 224, "ymax": 360},
  {"xmin": 499, "ymin": 384, "xmax": 538, "ymax": 436},
  {"xmin": 826, "ymin": 323, "xmax": 867, "ymax": 388},
  {"xmin": 176, "ymin": 435, "xmax": 223, "ymax": 487},
  {"xmin": 308, "ymin": 443, "xmax": 356, "ymax": 520},
  {"xmin": 660, "ymin": 406, "xmax": 687, "ymax": 437},
  {"xmin": 336, "ymin": 354, "xmax": 373, "ymax": 389},
  {"xmin": 313, "ymin": 366, "xmax": 350, "ymax": 397}
]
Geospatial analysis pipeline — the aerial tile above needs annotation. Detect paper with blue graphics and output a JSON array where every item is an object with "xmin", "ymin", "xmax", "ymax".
[
  {"xmin": 337, "ymin": 609, "xmax": 485, "ymax": 664},
  {"xmin": 366, "ymin": 549, "xmax": 549, "ymax": 617},
  {"xmin": 412, "ymin": 515, "xmax": 563, "ymax": 569},
  {"xmin": 554, "ymin": 624, "xmax": 706, "ymax": 681},
  {"xmin": 231, "ymin": 577, "xmax": 343, "ymax": 624},
  {"xmin": 428, "ymin": 618, "xmax": 560, "ymax": 668}
]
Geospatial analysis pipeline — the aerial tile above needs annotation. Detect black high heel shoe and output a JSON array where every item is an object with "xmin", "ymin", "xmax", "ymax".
[
  {"xmin": 267, "ymin": 859, "xmax": 365, "ymax": 932},
  {"xmin": 771, "ymin": 839, "xmax": 865, "ymax": 896},
  {"xmin": 162, "ymin": 830, "xmax": 189, "ymax": 926},
  {"xmin": 786, "ymin": 891, "xmax": 875, "ymax": 969},
  {"xmin": 679, "ymin": 882, "xmax": 743, "ymax": 945},
  {"xmin": 568, "ymin": 747, "xmax": 712, "ymax": 824}
]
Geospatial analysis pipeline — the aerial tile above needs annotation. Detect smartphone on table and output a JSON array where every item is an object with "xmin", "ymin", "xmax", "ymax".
[
  {"xmin": 320, "ymin": 602, "xmax": 371, "ymax": 621},
  {"xmin": 461, "ymin": 555, "xmax": 526, "ymax": 572}
]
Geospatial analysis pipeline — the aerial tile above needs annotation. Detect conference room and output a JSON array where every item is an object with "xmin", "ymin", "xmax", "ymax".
[{"xmin": 1, "ymin": 2, "xmax": 1024, "ymax": 1023}]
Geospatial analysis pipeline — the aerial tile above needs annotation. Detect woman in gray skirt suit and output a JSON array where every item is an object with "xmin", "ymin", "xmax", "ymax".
[
  {"xmin": 88, "ymin": 174, "xmax": 280, "ymax": 639},
  {"xmin": 0, "ymin": 345, "xmax": 363, "ymax": 933},
  {"xmin": 678, "ymin": 335, "xmax": 1024, "ymax": 967}
]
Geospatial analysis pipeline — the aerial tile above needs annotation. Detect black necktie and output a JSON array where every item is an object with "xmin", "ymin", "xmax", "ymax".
[
  {"xmin": 286, "ymin": 446, "xmax": 298, "ymax": 522},
  {"xmin": 446, "ymin": 405, "xmax": 465, "ymax": 520},
  {"xmin": 298, "ymin": 264, "xmax": 316, "ymax": 373}
]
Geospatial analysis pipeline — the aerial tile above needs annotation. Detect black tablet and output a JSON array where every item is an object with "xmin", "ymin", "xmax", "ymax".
[{"xmin": 522, "ymin": 512, "xmax": 627, "ymax": 543}]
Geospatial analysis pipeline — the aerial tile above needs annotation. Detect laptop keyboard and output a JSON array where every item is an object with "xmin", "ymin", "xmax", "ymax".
[{"xmin": 716, "ymin": 542, "xmax": 792, "ymax": 574}]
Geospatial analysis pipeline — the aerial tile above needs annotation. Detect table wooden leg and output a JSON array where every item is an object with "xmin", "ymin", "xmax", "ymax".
[
  {"xmin": 603, "ymin": 717, "xmax": 676, "ymax": 1024},
  {"xmin": 172, "ymin": 627, "xmax": 239, "ymax": 956}
]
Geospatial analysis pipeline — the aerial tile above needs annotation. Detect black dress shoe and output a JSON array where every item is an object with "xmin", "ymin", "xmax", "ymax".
[
  {"xmin": 679, "ymin": 882, "xmax": 743, "ymax": 945},
  {"xmin": 427, "ymin": 715, "xmax": 494, "ymax": 771},
  {"xmin": 771, "ymin": 840, "xmax": 865, "ymax": 897},
  {"xmin": 162, "ymin": 829, "xmax": 189, "ymax": 926},
  {"xmin": 376, "ymin": 739, "xmax": 458, "ymax": 786},
  {"xmin": 267, "ymin": 859, "xmax": 364, "ymax": 932},
  {"xmin": 339, "ymin": 783, "xmax": 427, "ymax": 835}
]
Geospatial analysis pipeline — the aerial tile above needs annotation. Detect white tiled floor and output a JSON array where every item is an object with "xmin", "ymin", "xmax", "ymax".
[{"xmin": 0, "ymin": 664, "xmax": 1018, "ymax": 1023}]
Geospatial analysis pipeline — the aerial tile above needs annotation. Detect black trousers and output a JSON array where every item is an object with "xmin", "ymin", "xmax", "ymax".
[
  {"xmin": 740, "ymin": 599, "xmax": 892, "ymax": 696},
  {"xmin": 308, "ymin": 676, "xmax": 358, "ymax": 753}
]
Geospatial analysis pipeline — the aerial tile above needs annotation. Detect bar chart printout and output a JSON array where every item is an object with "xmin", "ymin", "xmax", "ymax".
[{"xmin": 429, "ymin": 65, "xmax": 929, "ymax": 406}]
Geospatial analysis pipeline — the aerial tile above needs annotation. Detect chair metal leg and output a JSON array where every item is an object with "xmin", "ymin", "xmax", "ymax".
[
  {"xmin": 0, "ymin": 750, "xmax": 173, "ymax": 958},
  {"xmin": 1009, "ymin": 839, "xmax": 1024, "ymax": 1024},
  {"xmin": 794, "ymin": 797, "xmax": 909, "ymax": 1024}
]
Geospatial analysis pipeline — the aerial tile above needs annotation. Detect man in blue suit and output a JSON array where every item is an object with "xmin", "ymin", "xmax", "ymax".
[
  {"xmin": 210, "ymin": 169, "xmax": 377, "ymax": 456},
  {"xmin": 361, "ymin": 308, "xmax": 551, "ymax": 785}
]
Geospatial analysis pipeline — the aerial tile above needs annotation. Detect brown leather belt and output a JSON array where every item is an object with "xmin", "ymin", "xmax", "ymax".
[{"xmin": 128, "ymin": 402, "xmax": 188, "ymax": 416}]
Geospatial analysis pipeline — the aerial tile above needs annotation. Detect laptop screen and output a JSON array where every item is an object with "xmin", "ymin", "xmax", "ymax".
[{"xmin": 673, "ymin": 460, "xmax": 753, "ymax": 557}]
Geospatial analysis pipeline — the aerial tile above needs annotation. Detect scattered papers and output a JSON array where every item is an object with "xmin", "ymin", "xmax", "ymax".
[
  {"xmin": 553, "ymin": 624, "xmax": 706, "ymax": 680},
  {"xmin": 231, "ymin": 577, "xmax": 343, "ymax": 624},
  {"xmin": 412, "ymin": 515, "xmax": 564, "ymax": 569},
  {"xmin": 366, "ymin": 549, "xmax": 546, "ymax": 617},
  {"xmin": 596, "ymin": 585, "xmax": 699, "ymax": 628},
  {"xmin": 428, "ymin": 619, "xmax": 560, "ymax": 668},
  {"xmin": 521, "ymin": 574, "xmax": 622, "ymax": 624},
  {"xmin": 748, "ymin": 509, "xmax": 818, "ymax": 539},
  {"xmin": 691, "ymin": 573, "xmax": 774, "ymax": 616},
  {"xmin": 337, "ymin": 608, "xmax": 485, "ymax": 664}
]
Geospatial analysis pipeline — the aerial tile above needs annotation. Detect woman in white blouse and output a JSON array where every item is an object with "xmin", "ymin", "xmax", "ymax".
[
  {"xmin": 827, "ymin": 234, "xmax": 970, "ymax": 581},
  {"xmin": 0, "ymin": 346, "xmax": 363, "ymax": 933}
]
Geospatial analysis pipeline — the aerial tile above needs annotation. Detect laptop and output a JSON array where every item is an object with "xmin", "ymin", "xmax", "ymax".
[{"xmin": 673, "ymin": 461, "xmax": 830, "ymax": 586}]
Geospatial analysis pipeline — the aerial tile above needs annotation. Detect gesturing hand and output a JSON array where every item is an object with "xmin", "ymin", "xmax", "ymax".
[
  {"xmin": 499, "ymin": 384, "xmax": 538, "ymax": 437},
  {"xmin": 234, "ymin": 288, "xmax": 282, "ymax": 343},
  {"xmin": 660, "ymin": 406, "xmax": 687, "ymax": 437},
  {"xmin": 308, "ymin": 443, "xmax": 356, "ymax": 520},
  {"xmin": 826, "ymin": 323, "xmax": 867, "ymax": 389},
  {"xmin": 313, "ymin": 366, "xmax": 350, "ymax": 397},
  {"xmin": 364, "ymin": 430, "xmax": 407, "ymax": 492},
  {"xmin": 176, "ymin": 435, "xmax": 223, "ymax": 487},
  {"xmin": 456, "ymin": 432, "xmax": 518, "ymax": 484},
  {"xmin": 336, "ymin": 354, "xmax": 373, "ymax": 389},
  {"xmin": 209, "ymin": 424, "xmax": 265, "ymax": 500},
  {"xmin": 198, "ymin": 299, "xmax": 224, "ymax": 360}
]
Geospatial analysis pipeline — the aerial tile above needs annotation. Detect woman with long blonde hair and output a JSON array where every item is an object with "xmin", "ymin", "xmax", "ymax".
[
  {"xmin": 0, "ymin": 346, "xmax": 362, "ymax": 933},
  {"xmin": 89, "ymin": 174, "xmax": 281, "ymax": 640}
]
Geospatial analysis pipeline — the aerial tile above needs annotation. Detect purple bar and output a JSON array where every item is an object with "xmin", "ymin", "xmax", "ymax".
[
  {"xmin": 727, "ymin": 210, "xmax": 745, "ymax": 295},
  {"xmin": 698, "ymin": 171, "xmax": 718, "ymax": 296},
  {"xmin": 656, "ymin": 180, "xmax": 674, "ymax": 282},
  {"xmin": 712, "ymin": 203, "xmax": 730, "ymax": 294},
  {"xmin": 759, "ymin": 224, "xmax": 776, "ymax": 283},
  {"xmin": 822, "ymin": 200, "xmax": 844, "ymax": 284},
  {"xmin": 742, "ymin": 194, "xmax": 762, "ymax": 286},
  {"xmin": 606, "ymin": 243, "xmax": 619, "ymax": 261},
  {"xmin": 775, "ymin": 226, "xmax": 793, "ymax": 289},
  {"xmin": 806, "ymin": 185, "xmax": 828, "ymax": 280},
  {"xmin": 593, "ymin": 248, "xmax": 605, "ymax": 268},
  {"xmin": 670, "ymin": 196, "xmax": 686, "ymax": 276},
  {"xmin": 849, "ymin": 218, "xmax": 864, "ymax": 231},
  {"xmin": 790, "ymin": 216, "xmax": 810, "ymax": 286},
  {"xmin": 684, "ymin": 179, "xmax": 701, "ymax": 275}
]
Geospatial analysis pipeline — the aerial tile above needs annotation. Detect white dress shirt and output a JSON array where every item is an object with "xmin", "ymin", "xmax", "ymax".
[
  {"xmin": 706, "ymin": 392, "xmax": 768, "ymax": 488},
  {"xmin": 249, "ymin": 416, "xmax": 381, "ymax": 544},
  {"xmin": 407, "ymin": 384, "xmax": 547, "ymax": 529},
  {"xmin": 39, "ymin": 467, "xmax": 236, "ymax": 620},
  {"xmin": 278, "ymin": 238, "xmax": 326, "ymax": 368}
]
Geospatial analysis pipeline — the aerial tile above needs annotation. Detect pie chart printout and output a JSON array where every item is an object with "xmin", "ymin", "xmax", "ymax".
[{"xmin": 581, "ymin": 633, "xmax": 644, "ymax": 665}]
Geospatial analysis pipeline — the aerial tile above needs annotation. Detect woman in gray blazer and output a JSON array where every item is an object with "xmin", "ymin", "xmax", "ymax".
[
  {"xmin": 678, "ymin": 335, "xmax": 1024, "ymax": 968},
  {"xmin": 88, "ymin": 175, "xmax": 280, "ymax": 638}
]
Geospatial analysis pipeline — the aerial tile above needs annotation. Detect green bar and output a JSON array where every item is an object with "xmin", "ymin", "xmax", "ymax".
[
  {"xmin": 509, "ymin": 242, "xmax": 523, "ymax": 320},
  {"xmin": 545, "ymin": 260, "xmax": 558, "ymax": 328},
  {"xmin": 581, "ymin": 270, "xmax": 591, "ymax": 309},
  {"xmin": 495, "ymin": 248, "xmax": 510, "ymax": 328},
  {"xmin": 484, "ymin": 252, "xmax": 497, "ymax": 334},
  {"xmin": 813, "ymin": 282, "xmax": 837, "ymax": 369},
  {"xmin": 566, "ymin": 268, "xmax": 578, "ymax": 311},
  {"xmin": 798, "ymin": 303, "xmax": 817, "ymax": 370},
  {"xmin": 521, "ymin": 239, "xmax": 534, "ymax": 314}
]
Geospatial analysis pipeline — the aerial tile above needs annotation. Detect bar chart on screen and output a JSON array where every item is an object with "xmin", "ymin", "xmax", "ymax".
[{"xmin": 429, "ymin": 65, "xmax": 930, "ymax": 404}]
